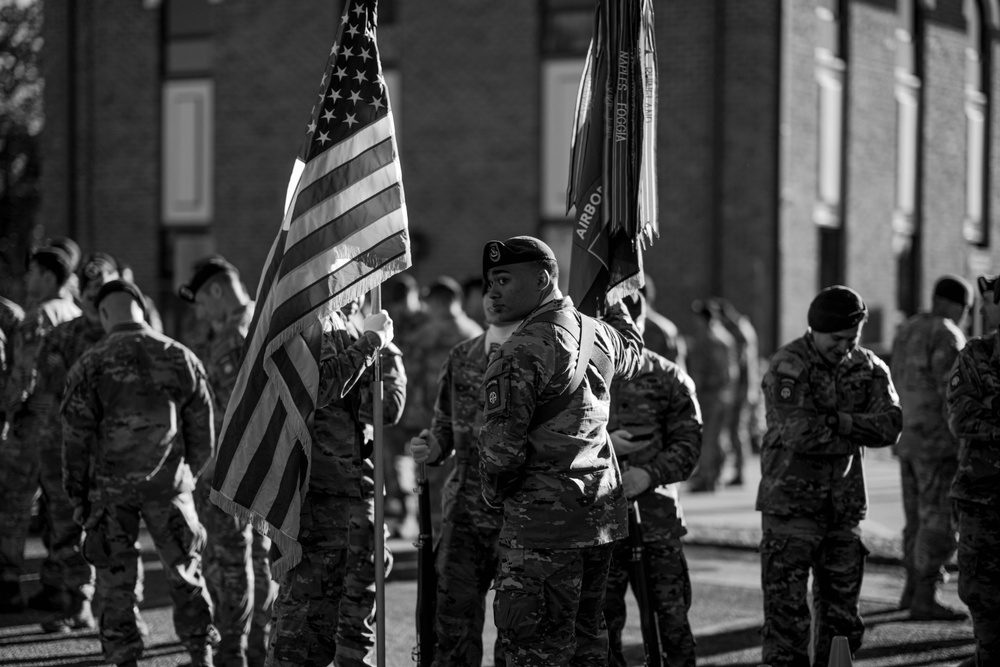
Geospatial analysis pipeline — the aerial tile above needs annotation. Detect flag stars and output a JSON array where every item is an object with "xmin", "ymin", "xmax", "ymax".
[
  {"xmin": 322, "ymin": 108, "xmax": 336, "ymax": 122},
  {"xmin": 340, "ymin": 45, "xmax": 354, "ymax": 58},
  {"xmin": 333, "ymin": 67, "xmax": 348, "ymax": 80},
  {"xmin": 346, "ymin": 23, "xmax": 360, "ymax": 38},
  {"xmin": 348, "ymin": 90, "xmax": 363, "ymax": 104},
  {"xmin": 353, "ymin": 70, "xmax": 367, "ymax": 85},
  {"xmin": 369, "ymin": 96, "xmax": 385, "ymax": 112},
  {"xmin": 307, "ymin": 121, "xmax": 317, "ymax": 134},
  {"xmin": 358, "ymin": 47, "xmax": 372, "ymax": 62},
  {"xmin": 326, "ymin": 88, "xmax": 342, "ymax": 103},
  {"xmin": 352, "ymin": 4, "xmax": 365, "ymax": 16},
  {"xmin": 317, "ymin": 131, "xmax": 331, "ymax": 145},
  {"xmin": 344, "ymin": 113, "xmax": 359, "ymax": 128}
]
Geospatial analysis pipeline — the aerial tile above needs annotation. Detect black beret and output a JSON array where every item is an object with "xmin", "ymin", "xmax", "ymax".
[
  {"xmin": 423, "ymin": 275, "xmax": 463, "ymax": 301},
  {"xmin": 96, "ymin": 279, "xmax": 147, "ymax": 314},
  {"xmin": 79, "ymin": 252, "xmax": 118, "ymax": 288},
  {"xmin": 178, "ymin": 257, "xmax": 239, "ymax": 302},
  {"xmin": 31, "ymin": 247, "xmax": 73, "ymax": 286},
  {"xmin": 808, "ymin": 286, "xmax": 868, "ymax": 333},
  {"xmin": 933, "ymin": 275, "xmax": 973, "ymax": 308},
  {"xmin": 482, "ymin": 236, "xmax": 556, "ymax": 279},
  {"xmin": 977, "ymin": 275, "xmax": 1000, "ymax": 304}
]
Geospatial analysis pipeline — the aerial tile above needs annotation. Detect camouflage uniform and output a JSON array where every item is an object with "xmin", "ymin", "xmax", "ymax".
[
  {"xmin": 404, "ymin": 310, "xmax": 483, "ymax": 538},
  {"xmin": 0, "ymin": 295, "xmax": 24, "ymax": 407},
  {"xmin": 61, "ymin": 321, "xmax": 217, "ymax": 665},
  {"xmin": 643, "ymin": 308, "xmax": 687, "ymax": 373},
  {"xmin": 267, "ymin": 312, "xmax": 405, "ymax": 667},
  {"xmin": 479, "ymin": 297, "xmax": 642, "ymax": 667},
  {"xmin": 427, "ymin": 333, "xmax": 504, "ymax": 667},
  {"xmin": 0, "ymin": 294, "xmax": 80, "ymax": 595},
  {"xmin": 946, "ymin": 329, "xmax": 1000, "ymax": 664},
  {"xmin": 33, "ymin": 315, "xmax": 107, "ymax": 607},
  {"xmin": 757, "ymin": 333, "xmax": 902, "ymax": 667},
  {"xmin": 605, "ymin": 350, "xmax": 702, "ymax": 667},
  {"xmin": 719, "ymin": 312, "xmax": 759, "ymax": 483},
  {"xmin": 194, "ymin": 302, "xmax": 267, "ymax": 667},
  {"xmin": 686, "ymin": 317, "xmax": 737, "ymax": 490},
  {"xmin": 890, "ymin": 312, "xmax": 965, "ymax": 598}
]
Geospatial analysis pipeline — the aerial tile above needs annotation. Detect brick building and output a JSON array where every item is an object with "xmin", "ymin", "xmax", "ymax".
[{"xmin": 37, "ymin": 0, "xmax": 1000, "ymax": 352}]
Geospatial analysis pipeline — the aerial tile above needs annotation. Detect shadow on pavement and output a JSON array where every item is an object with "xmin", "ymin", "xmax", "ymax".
[{"xmin": 856, "ymin": 637, "xmax": 976, "ymax": 665}]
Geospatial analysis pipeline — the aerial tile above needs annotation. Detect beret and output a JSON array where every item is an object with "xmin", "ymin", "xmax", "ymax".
[
  {"xmin": 96, "ymin": 279, "xmax": 147, "ymax": 314},
  {"xmin": 178, "ymin": 257, "xmax": 239, "ymax": 302},
  {"xmin": 977, "ymin": 275, "xmax": 1000, "ymax": 304},
  {"xmin": 79, "ymin": 253, "xmax": 118, "ymax": 288},
  {"xmin": 482, "ymin": 236, "xmax": 556, "ymax": 279},
  {"xmin": 808, "ymin": 286, "xmax": 868, "ymax": 333},
  {"xmin": 933, "ymin": 275, "xmax": 973, "ymax": 308},
  {"xmin": 31, "ymin": 247, "xmax": 74, "ymax": 286}
]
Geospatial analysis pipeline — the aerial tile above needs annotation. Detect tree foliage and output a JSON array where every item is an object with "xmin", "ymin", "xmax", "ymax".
[{"xmin": 0, "ymin": 0, "xmax": 43, "ymax": 302}]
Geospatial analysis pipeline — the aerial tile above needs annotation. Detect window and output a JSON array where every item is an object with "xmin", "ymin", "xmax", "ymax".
[
  {"xmin": 964, "ymin": 0, "xmax": 991, "ymax": 246},
  {"xmin": 162, "ymin": 80, "xmax": 214, "ymax": 224},
  {"xmin": 815, "ymin": 0, "xmax": 847, "ymax": 285}
]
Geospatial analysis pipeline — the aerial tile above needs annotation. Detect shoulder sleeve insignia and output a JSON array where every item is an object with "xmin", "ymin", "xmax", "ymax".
[
  {"xmin": 774, "ymin": 359, "xmax": 802, "ymax": 378},
  {"xmin": 776, "ymin": 376, "xmax": 798, "ymax": 405},
  {"xmin": 949, "ymin": 370, "xmax": 962, "ymax": 389},
  {"xmin": 483, "ymin": 362, "xmax": 510, "ymax": 419}
]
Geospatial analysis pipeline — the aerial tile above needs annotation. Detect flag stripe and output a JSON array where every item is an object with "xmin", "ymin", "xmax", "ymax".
[
  {"xmin": 291, "ymin": 138, "xmax": 393, "ymax": 222},
  {"xmin": 265, "ymin": 438, "xmax": 308, "ymax": 527},
  {"xmin": 233, "ymin": 399, "xmax": 288, "ymax": 508},
  {"xmin": 272, "ymin": 342, "xmax": 315, "ymax": 418}
]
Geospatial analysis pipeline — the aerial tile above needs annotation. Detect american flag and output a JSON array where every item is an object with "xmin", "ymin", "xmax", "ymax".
[{"xmin": 210, "ymin": 0, "xmax": 409, "ymax": 577}]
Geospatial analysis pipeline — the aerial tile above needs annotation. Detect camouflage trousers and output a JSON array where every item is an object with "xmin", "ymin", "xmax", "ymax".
[
  {"xmin": 760, "ymin": 514, "xmax": 867, "ymax": 667},
  {"xmin": 86, "ymin": 489, "xmax": 215, "ymax": 665},
  {"xmin": 605, "ymin": 537, "xmax": 695, "ymax": 667},
  {"xmin": 250, "ymin": 531, "xmax": 277, "ymax": 667},
  {"xmin": 0, "ymin": 414, "xmax": 43, "ymax": 585},
  {"xmin": 726, "ymin": 395, "xmax": 751, "ymax": 478},
  {"xmin": 690, "ymin": 395, "xmax": 732, "ymax": 490},
  {"xmin": 900, "ymin": 456, "xmax": 959, "ymax": 584},
  {"xmin": 494, "ymin": 542, "xmax": 614, "ymax": 667},
  {"xmin": 266, "ymin": 494, "xmax": 392, "ymax": 667},
  {"xmin": 433, "ymin": 520, "xmax": 504, "ymax": 667},
  {"xmin": 956, "ymin": 501, "xmax": 1000, "ymax": 665},
  {"xmin": 194, "ymin": 479, "xmax": 253, "ymax": 667}
]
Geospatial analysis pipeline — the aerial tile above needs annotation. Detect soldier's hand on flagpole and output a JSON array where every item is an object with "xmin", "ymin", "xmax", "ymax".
[
  {"xmin": 409, "ymin": 428, "xmax": 441, "ymax": 465},
  {"xmin": 622, "ymin": 466, "xmax": 652, "ymax": 499},
  {"xmin": 363, "ymin": 309, "xmax": 394, "ymax": 348}
]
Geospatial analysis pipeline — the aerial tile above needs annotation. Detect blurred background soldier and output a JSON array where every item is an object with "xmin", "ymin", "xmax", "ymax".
[
  {"xmin": 604, "ymin": 292, "xmax": 703, "ymax": 667},
  {"xmin": 266, "ymin": 305, "xmax": 399, "ymax": 667},
  {"xmin": 407, "ymin": 276, "xmax": 483, "ymax": 538},
  {"xmin": 461, "ymin": 276, "xmax": 487, "ymax": 328},
  {"xmin": 410, "ymin": 288, "xmax": 520, "ymax": 667},
  {"xmin": 34, "ymin": 253, "xmax": 120, "ymax": 633},
  {"xmin": 638, "ymin": 274, "xmax": 686, "ymax": 372},
  {"xmin": 478, "ymin": 237, "xmax": 642, "ymax": 666},
  {"xmin": 0, "ymin": 244, "xmax": 80, "ymax": 612},
  {"xmin": 61, "ymin": 280, "xmax": 217, "ymax": 667},
  {"xmin": 686, "ymin": 299, "xmax": 738, "ymax": 493},
  {"xmin": 757, "ymin": 286, "xmax": 901, "ymax": 667},
  {"xmin": 890, "ymin": 275, "xmax": 972, "ymax": 622},
  {"xmin": 0, "ymin": 294, "xmax": 24, "ymax": 402},
  {"xmin": 713, "ymin": 297, "xmax": 760, "ymax": 488},
  {"xmin": 946, "ymin": 274, "xmax": 1000, "ymax": 667},
  {"xmin": 179, "ymin": 257, "xmax": 273, "ymax": 667},
  {"xmin": 381, "ymin": 272, "xmax": 425, "ymax": 536}
]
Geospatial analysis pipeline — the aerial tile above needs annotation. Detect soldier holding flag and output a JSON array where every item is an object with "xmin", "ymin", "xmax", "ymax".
[{"xmin": 478, "ymin": 236, "xmax": 643, "ymax": 666}]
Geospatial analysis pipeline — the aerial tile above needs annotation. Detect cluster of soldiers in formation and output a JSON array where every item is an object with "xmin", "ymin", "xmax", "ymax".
[{"xmin": 0, "ymin": 233, "xmax": 997, "ymax": 667}]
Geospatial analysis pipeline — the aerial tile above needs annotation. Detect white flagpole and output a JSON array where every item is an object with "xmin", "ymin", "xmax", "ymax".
[{"xmin": 369, "ymin": 284, "xmax": 387, "ymax": 667}]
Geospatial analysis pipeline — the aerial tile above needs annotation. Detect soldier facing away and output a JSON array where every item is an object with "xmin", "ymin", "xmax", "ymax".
[
  {"xmin": 945, "ymin": 274, "xmax": 1000, "ymax": 667},
  {"xmin": 409, "ymin": 289, "xmax": 521, "ymax": 666},
  {"xmin": 757, "ymin": 286, "xmax": 902, "ymax": 667},
  {"xmin": 890, "ymin": 275, "xmax": 972, "ymax": 621},
  {"xmin": 477, "ymin": 236, "xmax": 643, "ymax": 666},
  {"xmin": 179, "ymin": 256, "xmax": 276, "ymax": 667},
  {"xmin": 61, "ymin": 280, "xmax": 218, "ymax": 667},
  {"xmin": 604, "ymin": 292, "xmax": 703, "ymax": 667}
]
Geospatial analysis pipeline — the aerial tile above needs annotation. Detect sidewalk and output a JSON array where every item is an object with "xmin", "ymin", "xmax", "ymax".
[{"xmin": 681, "ymin": 448, "xmax": 906, "ymax": 562}]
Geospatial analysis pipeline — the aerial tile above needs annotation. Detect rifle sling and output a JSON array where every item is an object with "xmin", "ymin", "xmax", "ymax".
[{"xmin": 527, "ymin": 310, "xmax": 611, "ymax": 431}]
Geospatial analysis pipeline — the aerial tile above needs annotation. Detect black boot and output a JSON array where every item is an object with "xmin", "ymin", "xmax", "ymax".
[
  {"xmin": 0, "ymin": 581, "xmax": 25, "ymax": 613},
  {"xmin": 41, "ymin": 594, "xmax": 96, "ymax": 633},
  {"xmin": 909, "ymin": 581, "xmax": 969, "ymax": 621}
]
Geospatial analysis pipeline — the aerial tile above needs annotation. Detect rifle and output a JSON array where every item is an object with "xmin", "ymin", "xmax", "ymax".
[
  {"xmin": 626, "ymin": 463, "xmax": 661, "ymax": 667},
  {"xmin": 413, "ymin": 461, "xmax": 436, "ymax": 666}
]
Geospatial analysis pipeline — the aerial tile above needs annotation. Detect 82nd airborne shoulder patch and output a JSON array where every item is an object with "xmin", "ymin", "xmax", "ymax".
[{"xmin": 776, "ymin": 376, "xmax": 798, "ymax": 405}]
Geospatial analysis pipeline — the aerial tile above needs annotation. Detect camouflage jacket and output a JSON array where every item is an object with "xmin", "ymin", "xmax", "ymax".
[
  {"xmin": 687, "ymin": 320, "xmax": 738, "ymax": 401},
  {"xmin": 430, "ymin": 333, "xmax": 502, "ymax": 530},
  {"xmin": 0, "ymin": 296, "xmax": 23, "ymax": 402},
  {"xmin": 756, "ymin": 333, "xmax": 902, "ymax": 522},
  {"xmin": 310, "ymin": 311, "xmax": 406, "ymax": 497},
  {"xmin": 399, "ymin": 311, "xmax": 482, "ymax": 432},
  {"xmin": 891, "ymin": 312, "xmax": 965, "ymax": 460},
  {"xmin": 643, "ymin": 309, "xmax": 687, "ymax": 373},
  {"xmin": 479, "ymin": 297, "xmax": 643, "ymax": 549},
  {"xmin": 61, "ymin": 322, "xmax": 215, "ymax": 507},
  {"xmin": 6, "ymin": 295, "xmax": 81, "ymax": 417},
  {"xmin": 609, "ymin": 349, "xmax": 702, "ymax": 540},
  {"xmin": 946, "ymin": 329, "xmax": 1000, "ymax": 506}
]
